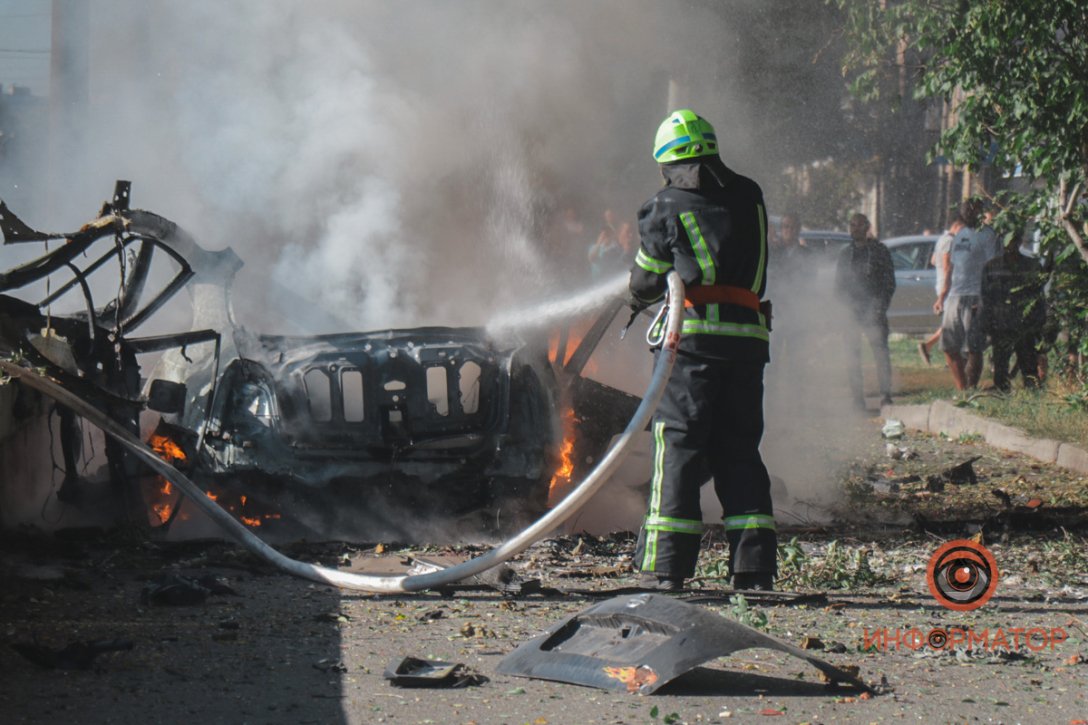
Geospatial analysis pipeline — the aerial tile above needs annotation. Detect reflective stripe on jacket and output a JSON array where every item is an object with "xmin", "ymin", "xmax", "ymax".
[{"xmin": 630, "ymin": 158, "xmax": 770, "ymax": 362}]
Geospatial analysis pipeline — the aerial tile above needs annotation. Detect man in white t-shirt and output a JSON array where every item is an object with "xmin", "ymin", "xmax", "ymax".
[
  {"xmin": 918, "ymin": 214, "xmax": 965, "ymax": 364},
  {"xmin": 934, "ymin": 200, "xmax": 1002, "ymax": 389}
]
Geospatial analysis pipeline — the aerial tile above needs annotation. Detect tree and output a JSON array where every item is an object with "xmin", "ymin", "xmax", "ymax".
[
  {"xmin": 834, "ymin": 0, "xmax": 1088, "ymax": 262},
  {"xmin": 835, "ymin": 0, "xmax": 1088, "ymax": 378}
]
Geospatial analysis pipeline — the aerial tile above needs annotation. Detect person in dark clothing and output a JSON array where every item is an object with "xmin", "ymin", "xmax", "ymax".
[
  {"xmin": 770, "ymin": 212, "xmax": 812, "ymax": 273},
  {"xmin": 768, "ymin": 212, "xmax": 816, "ymax": 380},
  {"xmin": 628, "ymin": 109, "xmax": 775, "ymax": 591},
  {"xmin": 981, "ymin": 234, "xmax": 1046, "ymax": 391},
  {"xmin": 835, "ymin": 213, "xmax": 896, "ymax": 407}
]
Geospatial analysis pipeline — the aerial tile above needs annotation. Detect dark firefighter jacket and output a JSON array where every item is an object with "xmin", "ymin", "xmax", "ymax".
[{"xmin": 629, "ymin": 156, "xmax": 770, "ymax": 363}]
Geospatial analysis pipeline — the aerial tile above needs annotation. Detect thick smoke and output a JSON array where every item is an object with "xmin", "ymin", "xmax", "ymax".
[
  {"xmin": 19, "ymin": 0, "xmax": 754, "ymax": 332},
  {"xmin": 1, "ymin": 1, "xmax": 871, "ymax": 535}
]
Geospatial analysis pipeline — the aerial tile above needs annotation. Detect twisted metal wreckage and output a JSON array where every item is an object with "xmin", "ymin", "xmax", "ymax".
[
  {"xmin": 0, "ymin": 181, "xmax": 678, "ymax": 588},
  {"xmin": 0, "ymin": 185, "xmax": 873, "ymax": 692}
]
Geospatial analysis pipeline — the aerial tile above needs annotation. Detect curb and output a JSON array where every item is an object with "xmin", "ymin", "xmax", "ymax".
[{"xmin": 881, "ymin": 400, "xmax": 1088, "ymax": 475}]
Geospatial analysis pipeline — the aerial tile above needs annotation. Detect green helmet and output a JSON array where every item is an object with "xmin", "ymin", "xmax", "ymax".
[{"xmin": 652, "ymin": 109, "xmax": 718, "ymax": 163}]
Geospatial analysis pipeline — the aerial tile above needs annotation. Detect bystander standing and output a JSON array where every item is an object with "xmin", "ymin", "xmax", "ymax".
[
  {"xmin": 836, "ymin": 213, "xmax": 896, "ymax": 407},
  {"xmin": 981, "ymin": 231, "xmax": 1047, "ymax": 391},
  {"xmin": 919, "ymin": 214, "xmax": 965, "ymax": 364},
  {"xmin": 934, "ymin": 199, "xmax": 1002, "ymax": 390}
]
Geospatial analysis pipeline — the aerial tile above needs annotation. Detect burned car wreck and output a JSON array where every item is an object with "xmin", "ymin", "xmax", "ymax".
[{"xmin": 0, "ymin": 182, "xmax": 638, "ymax": 540}]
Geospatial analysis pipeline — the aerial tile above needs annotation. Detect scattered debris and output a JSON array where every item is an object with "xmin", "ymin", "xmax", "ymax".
[
  {"xmin": 10, "ymin": 638, "xmax": 134, "ymax": 670},
  {"xmin": 942, "ymin": 456, "xmax": 982, "ymax": 485},
  {"xmin": 140, "ymin": 573, "xmax": 238, "ymax": 606},
  {"xmin": 872, "ymin": 480, "xmax": 899, "ymax": 495},
  {"xmin": 313, "ymin": 658, "xmax": 348, "ymax": 674},
  {"xmin": 819, "ymin": 664, "xmax": 860, "ymax": 683},
  {"xmin": 881, "ymin": 420, "xmax": 905, "ymax": 439},
  {"xmin": 141, "ymin": 574, "xmax": 211, "ymax": 606},
  {"xmin": 411, "ymin": 556, "xmax": 541, "ymax": 595},
  {"xmin": 885, "ymin": 443, "xmax": 918, "ymax": 460},
  {"xmin": 383, "ymin": 657, "xmax": 487, "ymax": 688},
  {"xmin": 417, "ymin": 608, "xmax": 446, "ymax": 622},
  {"xmin": 460, "ymin": 622, "xmax": 497, "ymax": 639},
  {"xmin": 800, "ymin": 636, "xmax": 825, "ymax": 650}
]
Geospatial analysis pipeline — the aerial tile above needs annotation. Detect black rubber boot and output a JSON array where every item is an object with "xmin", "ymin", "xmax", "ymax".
[
  {"xmin": 638, "ymin": 573, "xmax": 684, "ymax": 591},
  {"xmin": 732, "ymin": 573, "xmax": 774, "ymax": 591}
]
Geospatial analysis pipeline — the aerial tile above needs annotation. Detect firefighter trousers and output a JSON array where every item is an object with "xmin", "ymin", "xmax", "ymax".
[{"xmin": 634, "ymin": 353, "xmax": 777, "ymax": 580}]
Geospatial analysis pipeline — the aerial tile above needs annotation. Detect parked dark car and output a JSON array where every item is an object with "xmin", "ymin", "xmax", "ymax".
[{"xmin": 799, "ymin": 229, "xmax": 852, "ymax": 256}]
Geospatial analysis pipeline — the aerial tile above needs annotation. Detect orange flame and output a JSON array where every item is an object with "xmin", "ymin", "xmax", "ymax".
[
  {"xmin": 547, "ymin": 321, "xmax": 600, "ymax": 375},
  {"xmin": 547, "ymin": 408, "xmax": 577, "ymax": 507},
  {"xmin": 548, "ymin": 321, "xmax": 592, "ymax": 367},
  {"xmin": 145, "ymin": 432, "xmax": 280, "ymax": 529},
  {"xmin": 602, "ymin": 665, "xmax": 658, "ymax": 693},
  {"xmin": 149, "ymin": 433, "xmax": 186, "ymax": 463},
  {"xmin": 151, "ymin": 500, "xmax": 173, "ymax": 524},
  {"xmin": 146, "ymin": 434, "xmax": 187, "ymax": 525}
]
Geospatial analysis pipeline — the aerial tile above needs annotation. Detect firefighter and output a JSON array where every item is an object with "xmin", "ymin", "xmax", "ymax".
[{"xmin": 628, "ymin": 109, "xmax": 776, "ymax": 591}]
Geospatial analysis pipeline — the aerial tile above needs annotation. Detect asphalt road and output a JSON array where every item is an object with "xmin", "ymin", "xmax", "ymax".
[{"xmin": 1, "ymin": 528, "xmax": 1086, "ymax": 725}]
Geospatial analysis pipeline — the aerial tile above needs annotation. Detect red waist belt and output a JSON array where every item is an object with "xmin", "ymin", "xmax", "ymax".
[{"xmin": 684, "ymin": 285, "xmax": 761, "ymax": 312}]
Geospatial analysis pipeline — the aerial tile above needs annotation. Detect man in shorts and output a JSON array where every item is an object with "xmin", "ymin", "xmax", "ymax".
[
  {"xmin": 918, "ymin": 214, "xmax": 964, "ymax": 364},
  {"xmin": 934, "ymin": 200, "xmax": 1001, "ymax": 389}
]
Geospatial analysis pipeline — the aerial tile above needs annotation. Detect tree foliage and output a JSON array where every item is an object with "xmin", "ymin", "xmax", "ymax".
[{"xmin": 835, "ymin": 0, "xmax": 1088, "ymax": 375}]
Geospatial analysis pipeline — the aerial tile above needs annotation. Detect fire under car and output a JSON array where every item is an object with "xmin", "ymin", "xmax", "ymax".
[{"xmin": 0, "ymin": 182, "xmax": 638, "ymax": 540}]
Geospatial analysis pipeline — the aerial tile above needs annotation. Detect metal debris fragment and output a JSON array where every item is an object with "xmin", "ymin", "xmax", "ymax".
[
  {"xmin": 497, "ymin": 593, "xmax": 871, "ymax": 695},
  {"xmin": 10, "ymin": 638, "xmax": 134, "ymax": 670},
  {"xmin": 383, "ymin": 657, "xmax": 488, "ymax": 688}
]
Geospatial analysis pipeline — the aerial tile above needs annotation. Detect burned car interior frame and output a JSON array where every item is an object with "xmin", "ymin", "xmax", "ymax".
[
  {"xmin": 1, "ymin": 181, "xmax": 226, "ymax": 437},
  {"xmin": 0, "ymin": 213, "xmax": 196, "ymax": 338},
  {"xmin": 0, "ymin": 180, "xmax": 641, "ymax": 541},
  {"xmin": 0, "ymin": 182, "xmax": 236, "ymax": 525},
  {"xmin": 247, "ymin": 328, "xmax": 509, "ymax": 451}
]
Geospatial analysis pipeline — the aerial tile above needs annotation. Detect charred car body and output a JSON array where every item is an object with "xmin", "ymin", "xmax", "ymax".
[{"xmin": 0, "ymin": 182, "xmax": 636, "ymax": 539}]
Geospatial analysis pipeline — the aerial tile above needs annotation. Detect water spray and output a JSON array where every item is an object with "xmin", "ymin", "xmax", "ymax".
[
  {"xmin": 0, "ymin": 271, "xmax": 684, "ymax": 594},
  {"xmin": 486, "ymin": 272, "xmax": 628, "ymax": 334}
]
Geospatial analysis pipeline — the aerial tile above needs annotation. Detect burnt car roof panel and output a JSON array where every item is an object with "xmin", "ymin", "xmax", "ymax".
[{"xmin": 497, "ymin": 593, "xmax": 871, "ymax": 695}]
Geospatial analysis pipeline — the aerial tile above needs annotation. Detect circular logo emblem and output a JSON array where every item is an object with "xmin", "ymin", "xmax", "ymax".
[{"xmin": 926, "ymin": 539, "xmax": 999, "ymax": 611}]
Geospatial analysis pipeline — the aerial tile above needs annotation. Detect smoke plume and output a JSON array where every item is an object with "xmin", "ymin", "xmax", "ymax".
[{"xmin": 0, "ymin": 1, "xmax": 872, "ymax": 535}]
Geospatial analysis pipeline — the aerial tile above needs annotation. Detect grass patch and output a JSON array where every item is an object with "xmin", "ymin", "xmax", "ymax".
[
  {"xmin": 963, "ymin": 386, "xmax": 1088, "ymax": 444},
  {"xmin": 775, "ymin": 537, "xmax": 895, "ymax": 591},
  {"xmin": 884, "ymin": 336, "xmax": 1088, "ymax": 445}
]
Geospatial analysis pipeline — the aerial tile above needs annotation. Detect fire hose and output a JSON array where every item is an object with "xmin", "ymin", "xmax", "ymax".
[{"xmin": 1, "ymin": 272, "xmax": 684, "ymax": 594}]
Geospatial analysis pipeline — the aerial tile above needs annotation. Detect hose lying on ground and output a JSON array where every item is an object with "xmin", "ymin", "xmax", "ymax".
[{"xmin": 0, "ymin": 272, "xmax": 684, "ymax": 593}]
